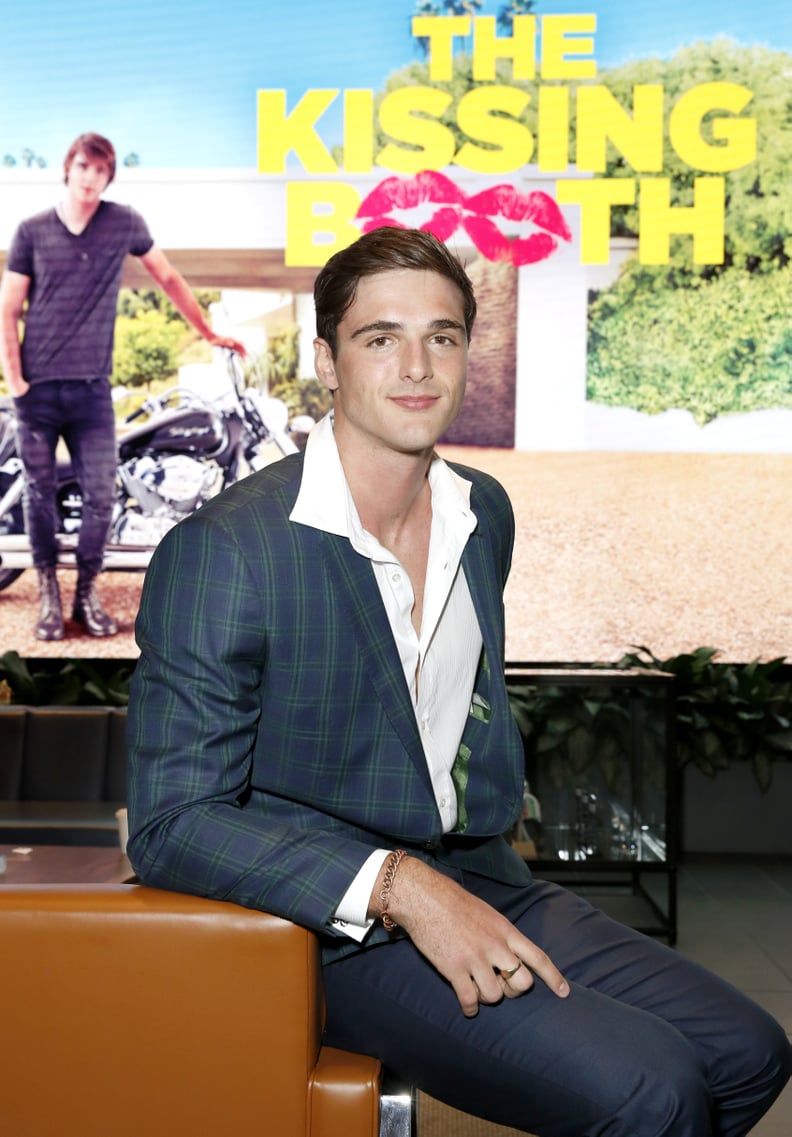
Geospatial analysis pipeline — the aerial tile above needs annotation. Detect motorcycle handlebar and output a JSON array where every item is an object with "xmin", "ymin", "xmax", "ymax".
[
  {"xmin": 224, "ymin": 348, "xmax": 247, "ymax": 398},
  {"xmin": 124, "ymin": 387, "xmax": 207, "ymax": 423}
]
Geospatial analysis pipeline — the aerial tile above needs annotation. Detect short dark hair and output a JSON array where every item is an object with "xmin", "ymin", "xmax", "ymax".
[
  {"xmin": 63, "ymin": 132, "xmax": 117, "ymax": 185},
  {"xmin": 314, "ymin": 227, "xmax": 477, "ymax": 356}
]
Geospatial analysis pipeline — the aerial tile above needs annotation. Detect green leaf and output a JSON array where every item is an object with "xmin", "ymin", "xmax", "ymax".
[
  {"xmin": 767, "ymin": 730, "xmax": 792, "ymax": 753},
  {"xmin": 752, "ymin": 750, "xmax": 774, "ymax": 793}
]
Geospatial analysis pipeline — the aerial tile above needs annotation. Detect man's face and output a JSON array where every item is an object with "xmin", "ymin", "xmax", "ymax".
[
  {"xmin": 65, "ymin": 151, "xmax": 111, "ymax": 206},
  {"xmin": 314, "ymin": 268, "xmax": 469, "ymax": 460}
]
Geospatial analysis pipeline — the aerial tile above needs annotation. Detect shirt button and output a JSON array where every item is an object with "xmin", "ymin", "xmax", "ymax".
[{"xmin": 392, "ymin": 572, "xmax": 401, "ymax": 582}]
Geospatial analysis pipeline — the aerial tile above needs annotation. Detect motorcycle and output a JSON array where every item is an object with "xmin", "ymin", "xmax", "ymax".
[{"xmin": 0, "ymin": 351, "xmax": 298, "ymax": 591}]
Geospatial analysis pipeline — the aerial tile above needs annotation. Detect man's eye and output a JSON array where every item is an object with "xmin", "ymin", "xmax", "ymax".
[
  {"xmin": 432, "ymin": 334, "xmax": 455, "ymax": 346},
  {"xmin": 369, "ymin": 335, "xmax": 391, "ymax": 348}
]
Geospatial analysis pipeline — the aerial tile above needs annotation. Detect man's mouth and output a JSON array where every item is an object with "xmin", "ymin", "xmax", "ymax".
[
  {"xmin": 390, "ymin": 394, "xmax": 439, "ymax": 410},
  {"xmin": 357, "ymin": 171, "xmax": 572, "ymax": 266}
]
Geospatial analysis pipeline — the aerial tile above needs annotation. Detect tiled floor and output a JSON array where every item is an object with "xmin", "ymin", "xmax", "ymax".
[{"xmin": 674, "ymin": 857, "xmax": 792, "ymax": 1136}]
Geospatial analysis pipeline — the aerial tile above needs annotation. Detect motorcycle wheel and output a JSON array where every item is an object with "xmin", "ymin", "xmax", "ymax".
[{"xmin": 0, "ymin": 471, "xmax": 24, "ymax": 590}]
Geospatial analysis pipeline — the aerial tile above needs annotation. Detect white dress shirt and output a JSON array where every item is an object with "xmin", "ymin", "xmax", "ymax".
[{"xmin": 289, "ymin": 413, "xmax": 482, "ymax": 940}]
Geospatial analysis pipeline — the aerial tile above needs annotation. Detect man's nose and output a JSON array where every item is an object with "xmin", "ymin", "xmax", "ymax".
[{"xmin": 401, "ymin": 340, "xmax": 432, "ymax": 382}]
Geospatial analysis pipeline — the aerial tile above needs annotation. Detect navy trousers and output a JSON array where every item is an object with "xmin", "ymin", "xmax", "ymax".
[
  {"xmin": 322, "ymin": 874, "xmax": 791, "ymax": 1137},
  {"xmin": 14, "ymin": 378, "xmax": 118, "ymax": 577}
]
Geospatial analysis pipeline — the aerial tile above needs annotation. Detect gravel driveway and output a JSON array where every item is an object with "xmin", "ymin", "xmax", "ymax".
[
  {"xmin": 1, "ymin": 448, "xmax": 789, "ymax": 664},
  {"xmin": 0, "ymin": 570, "xmax": 143, "ymax": 659}
]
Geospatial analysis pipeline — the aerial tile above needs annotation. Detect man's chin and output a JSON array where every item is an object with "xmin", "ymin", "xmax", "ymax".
[{"xmin": 393, "ymin": 425, "xmax": 452, "ymax": 457}]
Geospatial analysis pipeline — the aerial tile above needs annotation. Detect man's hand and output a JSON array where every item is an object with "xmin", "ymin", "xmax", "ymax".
[
  {"xmin": 374, "ymin": 855, "xmax": 569, "ymax": 1017},
  {"xmin": 208, "ymin": 333, "xmax": 247, "ymax": 357},
  {"xmin": 0, "ymin": 269, "xmax": 30, "ymax": 396},
  {"xmin": 8, "ymin": 376, "xmax": 30, "ymax": 399},
  {"xmin": 139, "ymin": 248, "xmax": 247, "ymax": 358}
]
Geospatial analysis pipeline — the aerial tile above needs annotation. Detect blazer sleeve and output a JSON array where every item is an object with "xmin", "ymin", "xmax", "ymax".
[{"xmin": 126, "ymin": 498, "xmax": 390, "ymax": 936}]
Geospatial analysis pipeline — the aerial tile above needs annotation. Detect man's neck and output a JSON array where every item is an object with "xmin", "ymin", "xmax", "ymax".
[
  {"xmin": 338, "ymin": 439, "xmax": 434, "ymax": 550},
  {"xmin": 345, "ymin": 449, "xmax": 434, "ymax": 638},
  {"xmin": 57, "ymin": 195, "xmax": 101, "ymax": 235}
]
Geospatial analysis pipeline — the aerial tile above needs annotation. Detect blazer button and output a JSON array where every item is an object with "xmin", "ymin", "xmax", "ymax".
[{"xmin": 422, "ymin": 840, "xmax": 438, "ymax": 852}]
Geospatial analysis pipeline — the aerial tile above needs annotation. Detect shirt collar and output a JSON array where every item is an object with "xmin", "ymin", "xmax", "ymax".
[{"xmin": 289, "ymin": 411, "xmax": 476, "ymax": 546}]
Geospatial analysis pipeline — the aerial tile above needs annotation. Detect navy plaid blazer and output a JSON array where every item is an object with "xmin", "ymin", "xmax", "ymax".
[{"xmin": 127, "ymin": 450, "xmax": 531, "ymax": 960}]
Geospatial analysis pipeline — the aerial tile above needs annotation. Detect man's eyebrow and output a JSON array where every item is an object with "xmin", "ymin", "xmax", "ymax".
[
  {"xmin": 349, "ymin": 320, "xmax": 402, "ymax": 341},
  {"xmin": 429, "ymin": 318, "xmax": 466, "ymax": 334},
  {"xmin": 349, "ymin": 318, "xmax": 466, "ymax": 340}
]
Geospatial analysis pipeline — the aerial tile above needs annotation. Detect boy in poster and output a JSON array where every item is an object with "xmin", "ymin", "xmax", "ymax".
[{"xmin": 0, "ymin": 131, "xmax": 245, "ymax": 641}]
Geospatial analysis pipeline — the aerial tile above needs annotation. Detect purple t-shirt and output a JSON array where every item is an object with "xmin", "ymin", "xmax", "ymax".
[{"xmin": 7, "ymin": 201, "xmax": 154, "ymax": 383}]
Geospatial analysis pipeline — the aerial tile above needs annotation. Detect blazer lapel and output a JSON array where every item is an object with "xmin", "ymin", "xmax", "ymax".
[
  {"xmin": 315, "ymin": 504, "xmax": 509, "ymax": 819},
  {"xmin": 318, "ymin": 534, "xmax": 433, "ymax": 794},
  {"xmin": 461, "ymin": 517, "xmax": 504, "ymax": 676},
  {"xmin": 453, "ymin": 518, "xmax": 517, "ymax": 831}
]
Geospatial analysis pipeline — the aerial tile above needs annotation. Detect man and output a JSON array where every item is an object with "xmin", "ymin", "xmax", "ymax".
[
  {"xmin": 127, "ymin": 227, "xmax": 790, "ymax": 1136},
  {"xmin": 0, "ymin": 132, "xmax": 245, "ymax": 641}
]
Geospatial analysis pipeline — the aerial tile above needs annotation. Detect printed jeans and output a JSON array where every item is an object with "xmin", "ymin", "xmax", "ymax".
[{"xmin": 14, "ymin": 379, "xmax": 117, "ymax": 578}]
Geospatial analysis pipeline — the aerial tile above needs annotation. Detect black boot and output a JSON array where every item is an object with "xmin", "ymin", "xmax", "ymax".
[
  {"xmin": 35, "ymin": 566, "xmax": 64, "ymax": 641},
  {"xmin": 72, "ymin": 573, "xmax": 118, "ymax": 637}
]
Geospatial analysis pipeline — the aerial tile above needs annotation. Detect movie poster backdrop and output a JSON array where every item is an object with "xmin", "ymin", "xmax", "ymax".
[{"xmin": 0, "ymin": 1, "xmax": 790, "ymax": 663}]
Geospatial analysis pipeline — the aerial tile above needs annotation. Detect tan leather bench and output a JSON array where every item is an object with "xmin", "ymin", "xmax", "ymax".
[{"xmin": 0, "ymin": 884, "xmax": 414, "ymax": 1137}]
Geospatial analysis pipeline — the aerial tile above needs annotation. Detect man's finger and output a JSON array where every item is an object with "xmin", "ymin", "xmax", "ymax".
[
  {"xmin": 456, "ymin": 976, "xmax": 482, "ymax": 1018},
  {"xmin": 518, "ymin": 943, "xmax": 569, "ymax": 998}
]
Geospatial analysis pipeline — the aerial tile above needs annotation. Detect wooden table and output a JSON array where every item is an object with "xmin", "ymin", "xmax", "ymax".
[{"xmin": 0, "ymin": 843, "xmax": 135, "ymax": 884}]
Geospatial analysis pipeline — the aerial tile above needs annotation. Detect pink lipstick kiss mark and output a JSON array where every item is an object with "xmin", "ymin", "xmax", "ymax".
[
  {"xmin": 510, "ymin": 232, "xmax": 562, "ymax": 265},
  {"xmin": 357, "ymin": 173, "xmax": 572, "ymax": 265},
  {"xmin": 465, "ymin": 185, "xmax": 571, "ymax": 241},
  {"xmin": 358, "ymin": 170, "xmax": 465, "ymax": 220},
  {"xmin": 423, "ymin": 206, "xmax": 463, "ymax": 241},
  {"xmin": 461, "ymin": 215, "xmax": 512, "ymax": 261}
]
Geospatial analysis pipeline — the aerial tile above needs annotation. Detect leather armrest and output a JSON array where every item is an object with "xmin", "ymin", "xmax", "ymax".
[
  {"xmin": 0, "ymin": 884, "xmax": 336, "ymax": 1137},
  {"xmin": 310, "ymin": 1046, "xmax": 381, "ymax": 1137}
]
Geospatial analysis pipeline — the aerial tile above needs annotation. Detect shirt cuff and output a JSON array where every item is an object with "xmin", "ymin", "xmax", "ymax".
[{"xmin": 329, "ymin": 849, "xmax": 390, "ymax": 943}]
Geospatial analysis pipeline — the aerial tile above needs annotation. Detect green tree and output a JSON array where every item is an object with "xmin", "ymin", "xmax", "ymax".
[
  {"xmin": 261, "ymin": 328, "xmax": 332, "ymax": 421},
  {"xmin": 585, "ymin": 41, "xmax": 792, "ymax": 422},
  {"xmin": 372, "ymin": 52, "xmax": 537, "ymax": 162},
  {"xmin": 20, "ymin": 147, "xmax": 46, "ymax": 168},
  {"xmin": 111, "ymin": 309, "xmax": 184, "ymax": 390},
  {"xmin": 261, "ymin": 326, "xmax": 300, "ymax": 387},
  {"xmin": 116, "ymin": 287, "xmax": 219, "ymax": 324},
  {"xmin": 412, "ymin": 0, "xmax": 483, "ymax": 56},
  {"xmin": 371, "ymin": 37, "xmax": 792, "ymax": 425},
  {"xmin": 2, "ymin": 147, "xmax": 46, "ymax": 168},
  {"xmin": 497, "ymin": 0, "xmax": 535, "ymax": 34},
  {"xmin": 372, "ymin": 39, "xmax": 791, "ymax": 277},
  {"xmin": 270, "ymin": 376, "xmax": 333, "ymax": 423},
  {"xmin": 589, "ymin": 40, "xmax": 792, "ymax": 283},
  {"xmin": 587, "ymin": 267, "xmax": 792, "ymax": 424},
  {"xmin": 413, "ymin": 0, "xmax": 483, "ymax": 17}
]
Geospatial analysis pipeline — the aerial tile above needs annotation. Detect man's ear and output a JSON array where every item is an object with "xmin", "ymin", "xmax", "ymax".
[{"xmin": 313, "ymin": 338, "xmax": 338, "ymax": 392}]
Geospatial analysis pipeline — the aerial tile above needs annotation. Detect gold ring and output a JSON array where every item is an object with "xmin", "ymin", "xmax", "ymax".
[{"xmin": 501, "ymin": 962, "xmax": 522, "ymax": 980}]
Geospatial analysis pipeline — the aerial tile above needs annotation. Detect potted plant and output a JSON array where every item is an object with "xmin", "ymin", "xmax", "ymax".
[
  {"xmin": 0, "ymin": 650, "xmax": 133, "ymax": 707},
  {"xmin": 618, "ymin": 645, "xmax": 792, "ymax": 792}
]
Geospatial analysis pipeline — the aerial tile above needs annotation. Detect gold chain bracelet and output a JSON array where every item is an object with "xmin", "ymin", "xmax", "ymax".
[{"xmin": 379, "ymin": 848, "xmax": 406, "ymax": 931}]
